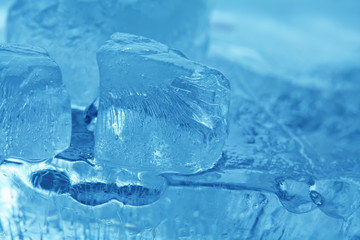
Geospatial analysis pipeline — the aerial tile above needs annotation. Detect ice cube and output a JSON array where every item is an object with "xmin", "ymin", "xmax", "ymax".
[
  {"xmin": 0, "ymin": 44, "xmax": 71, "ymax": 161},
  {"xmin": 95, "ymin": 33, "xmax": 230, "ymax": 173},
  {"xmin": 6, "ymin": 0, "xmax": 210, "ymax": 107}
]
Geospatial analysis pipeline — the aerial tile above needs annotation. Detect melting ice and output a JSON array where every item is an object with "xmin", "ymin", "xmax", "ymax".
[
  {"xmin": 0, "ymin": 44, "xmax": 71, "ymax": 161},
  {"xmin": 95, "ymin": 33, "xmax": 230, "ymax": 173},
  {"xmin": 0, "ymin": 0, "xmax": 360, "ymax": 239}
]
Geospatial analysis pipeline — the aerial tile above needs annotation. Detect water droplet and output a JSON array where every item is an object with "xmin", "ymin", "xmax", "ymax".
[
  {"xmin": 310, "ymin": 191, "xmax": 323, "ymax": 206},
  {"xmin": 275, "ymin": 178, "xmax": 316, "ymax": 213}
]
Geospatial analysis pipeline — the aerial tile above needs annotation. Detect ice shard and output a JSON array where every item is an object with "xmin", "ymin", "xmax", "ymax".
[
  {"xmin": 95, "ymin": 33, "xmax": 230, "ymax": 173},
  {"xmin": 0, "ymin": 44, "xmax": 71, "ymax": 161}
]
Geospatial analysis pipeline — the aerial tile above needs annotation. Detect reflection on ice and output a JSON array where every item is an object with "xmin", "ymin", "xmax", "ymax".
[{"xmin": 1, "ymin": 0, "xmax": 360, "ymax": 239}]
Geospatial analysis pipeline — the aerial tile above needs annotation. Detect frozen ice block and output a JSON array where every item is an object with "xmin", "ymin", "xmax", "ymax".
[
  {"xmin": 95, "ymin": 33, "xmax": 230, "ymax": 173},
  {"xmin": 0, "ymin": 44, "xmax": 71, "ymax": 161},
  {"xmin": 7, "ymin": 0, "xmax": 210, "ymax": 107}
]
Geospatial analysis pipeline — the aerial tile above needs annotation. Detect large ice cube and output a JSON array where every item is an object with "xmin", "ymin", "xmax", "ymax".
[
  {"xmin": 95, "ymin": 33, "xmax": 230, "ymax": 173},
  {"xmin": 6, "ymin": 0, "xmax": 209, "ymax": 107},
  {"xmin": 0, "ymin": 44, "xmax": 71, "ymax": 161}
]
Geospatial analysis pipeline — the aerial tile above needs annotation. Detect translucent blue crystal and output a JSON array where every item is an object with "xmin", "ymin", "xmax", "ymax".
[
  {"xmin": 0, "ymin": 44, "xmax": 71, "ymax": 161},
  {"xmin": 0, "ymin": 0, "xmax": 360, "ymax": 239},
  {"xmin": 95, "ymin": 33, "xmax": 230, "ymax": 173}
]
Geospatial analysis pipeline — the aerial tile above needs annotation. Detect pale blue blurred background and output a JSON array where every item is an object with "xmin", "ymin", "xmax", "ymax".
[
  {"xmin": 2, "ymin": 0, "xmax": 359, "ymax": 80},
  {"xmin": 209, "ymin": 0, "xmax": 360, "ymax": 84}
]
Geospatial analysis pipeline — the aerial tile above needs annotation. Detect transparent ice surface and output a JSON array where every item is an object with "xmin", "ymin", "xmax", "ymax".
[
  {"xmin": 6, "ymin": 0, "xmax": 209, "ymax": 107},
  {"xmin": 1, "ymin": 0, "xmax": 360, "ymax": 239},
  {"xmin": 0, "ymin": 44, "xmax": 71, "ymax": 161},
  {"xmin": 95, "ymin": 33, "xmax": 230, "ymax": 173}
]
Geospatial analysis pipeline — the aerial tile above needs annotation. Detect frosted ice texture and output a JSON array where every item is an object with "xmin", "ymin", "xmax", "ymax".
[
  {"xmin": 6, "ymin": 0, "xmax": 209, "ymax": 107},
  {"xmin": 0, "ymin": 44, "xmax": 71, "ymax": 161},
  {"xmin": 95, "ymin": 33, "xmax": 230, "ymax": 173}
]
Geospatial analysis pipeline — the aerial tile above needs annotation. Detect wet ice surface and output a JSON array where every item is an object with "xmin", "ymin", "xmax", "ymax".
[
  {"xmin": 31, "ymin": 168, "xmax": 163, "ymax": 206},
  {"xmin": 1, "ymin": 0, "xmax": 360, "ymax": 239}
]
